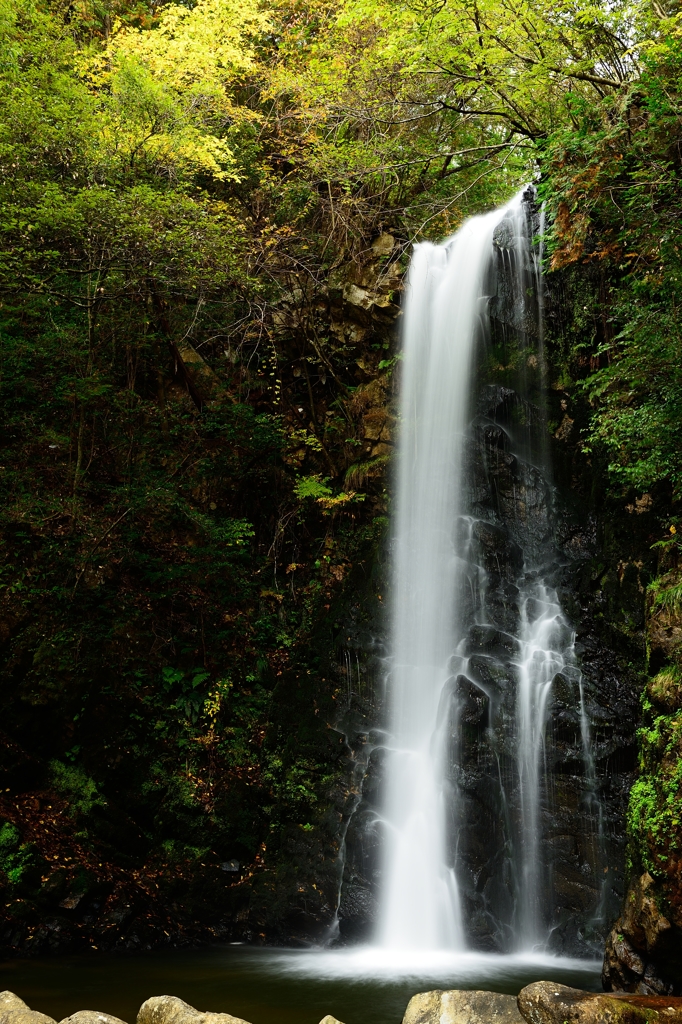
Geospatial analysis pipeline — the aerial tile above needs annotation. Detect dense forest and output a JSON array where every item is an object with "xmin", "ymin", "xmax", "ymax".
[{"xmin": 0, "ymin": 0, "xmax": 681, "ymax": 989}]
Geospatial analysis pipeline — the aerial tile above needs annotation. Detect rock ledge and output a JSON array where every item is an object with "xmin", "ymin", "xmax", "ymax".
[{"xmin": 518, "ymin": 981, "xmax": 682, "ymax": 1024}]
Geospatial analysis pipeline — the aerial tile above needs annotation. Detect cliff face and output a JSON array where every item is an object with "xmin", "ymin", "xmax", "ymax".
[{"xmin": 602, "ymin": 568, "xmax": 682, "ymax": 995}]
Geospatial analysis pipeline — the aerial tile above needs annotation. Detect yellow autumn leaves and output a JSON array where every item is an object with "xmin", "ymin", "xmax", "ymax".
[{"xmin": 76, "ymin": 0, "xmax": 270, "ymax": 183}]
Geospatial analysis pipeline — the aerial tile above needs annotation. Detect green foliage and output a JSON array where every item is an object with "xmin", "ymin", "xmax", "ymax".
[
  {"xmin": 628, "ymin": 690, "xmax": 682, "ymax": 876},
  {"xmin": 262, "ymin": 755, "xmax": 333, "ymax": 806},
  {"xmin": 541, "ymin": 37, "xmax": 682, "ymax": 495},
  {"xmin": 50, "ymin": 761, "xmax": 107, "ymax": 816},
  {"xmin": 0, "ymin": 823, "xmax": 34, "ymax": 884},
  {"xmin": 294, "ymin": 475, "xmax": 333, "ymax": 500},
  {"xmin": 270, "ymin": 0, "xmax": 657, "ymax": 237},
  {"xmin": 650, "ymin": 580, "xmax": 682, "ymax": 614}
]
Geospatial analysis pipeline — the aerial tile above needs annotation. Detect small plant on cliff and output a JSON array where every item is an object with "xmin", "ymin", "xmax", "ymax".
[
  {"xmin": 0, "ymin": 823, "xmax": 34, "ymax": 885},
  {"xmin": 294, "ymin": 476, "xmax": 333, "ymax": 500}
]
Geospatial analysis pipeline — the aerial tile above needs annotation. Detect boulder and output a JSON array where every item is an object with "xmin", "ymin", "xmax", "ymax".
[
  {"xmin": 0, "ymin": 996, "xmax": 56, "ymax": 1024},
  {"xmin": 0, "ymin": 999, "xmax": 29, "ymax": 1016},
  {"xmin": 403, "ymin": 989, "xmax": 523, "ymax": 1024},
  {"xmin": 0, "ymin": 1010, "xmax": 57, "ymax": 1024},
  {"xmin": 517, "ymin": 981, "xmax": 682, "ymax": 1024},
  {"xmin": 137, "ymin": 996, "xmax": 250, "ymax": 1024},
  {"xmin": 60, "ymin": 1013, "xmax": 128, "ymax": 1024},
  {"xmin": 318, "ymin": 1018, "xmax": 345, "ymax": 1024}
]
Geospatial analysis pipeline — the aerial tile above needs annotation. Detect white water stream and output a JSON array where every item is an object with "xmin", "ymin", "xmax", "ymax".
[
  {"xmin": 376, "ymin": 202, "xmax": 507, "ymax": 951},
  {"xmin": 376, "ymin": 190, "xmax": 601, "ymax": 954}
]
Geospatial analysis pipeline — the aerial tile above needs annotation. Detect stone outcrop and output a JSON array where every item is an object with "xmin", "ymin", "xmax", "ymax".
[
  {"xmin": 601, "ymin": 560, "xmax": 682, "ymax": 995},
  {"xmin": 603, "ymin": 871, "xmax": 682, "ymax": 994},
  {"xmin": 137, "ymin": 996, "xmax": 250, "ymax": 1024},
  {"xmin": 517, "ymin": 981, "xmax": 682, "ymax": 1024},
  {"xmin": 0, "ymin": 995, "xmax": 350, "ymax": 1024},
  {"xmin": 0, "ymin": 995, "xmax": 128, "ymax": 1024},
  {"xmin": 403, "ymin": 989, "xmax": 524, "ymax": 1024}
]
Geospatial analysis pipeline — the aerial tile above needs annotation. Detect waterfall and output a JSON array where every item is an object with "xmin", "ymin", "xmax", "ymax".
[
  {"xmin": 376, "ymin": 189, "xmax": 604, "ymax": 954},
  {"xmin": 377, "ymin": 200, "xmax": 513, "ymax": 950}
]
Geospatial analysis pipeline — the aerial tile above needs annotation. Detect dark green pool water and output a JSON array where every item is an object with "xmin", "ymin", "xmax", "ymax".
[{"xmin": 0, "ymin": 946, "xmax": 602, "ymax": 1024}]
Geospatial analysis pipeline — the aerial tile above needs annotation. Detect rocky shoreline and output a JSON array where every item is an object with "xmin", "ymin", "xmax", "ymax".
[{"xmin": 3, "ymin": 983, "xmax": 682, "ymax": 1024}]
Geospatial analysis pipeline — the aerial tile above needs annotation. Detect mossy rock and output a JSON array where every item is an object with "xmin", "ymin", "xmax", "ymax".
[
  {"xmin": 518, "ymin": 982, "xmax": 682, "ymax": 1024},
  {"xmin": 648, "ymin": 667, "xmax": 682, "ymax": 714}
]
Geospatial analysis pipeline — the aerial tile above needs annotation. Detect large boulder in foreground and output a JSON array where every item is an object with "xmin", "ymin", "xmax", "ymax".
[
  {"xmin": 59, "ymin": 1013, "xmax": 128, "ymax": 1024},
  {"xmin": 137, "ymin": 996, "xmax": 250, "ymax": 1024},
  {"xmin": 0, "ymin": 993, "xmax": 127, "ymax": 1024},
  {"xmin": 403, "ymin": 989, "xmax": 523, "ymax": 1024},
  {"xmin": 0, "ymin": 997, "xmax": 29, "ymax": 1018},
  {"xmin": 0, "ymin": 993, "xmax": 56, "ymax": 1024},
  {"xmin": 517, "ymin": 981, "xmax": 682, "ymax": 1024},
  {"xmin": 0, "ymin": 1011, "xmax": 56, "ymax": 1024}
]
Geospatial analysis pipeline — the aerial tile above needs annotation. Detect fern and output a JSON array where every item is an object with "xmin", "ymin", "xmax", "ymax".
[
  {"xmin": 649, "ymin": 574, "xmax": 682, "ymax": 613},
  {"xmin": 344, "ymin": 454, "xmax": 390, "ymax": 490}
]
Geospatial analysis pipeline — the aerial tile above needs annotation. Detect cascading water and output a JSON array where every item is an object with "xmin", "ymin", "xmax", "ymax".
[
  {"xmin": 376, "ymin": 203, "xmax": 511, "ymax": 951},
  {"xmin": 514, "ymin": 580, "xmax": 577, "ymax": 946},
  {"xmin": 376, "ymin": 188, "xmax": 605, "ymax": 955}
]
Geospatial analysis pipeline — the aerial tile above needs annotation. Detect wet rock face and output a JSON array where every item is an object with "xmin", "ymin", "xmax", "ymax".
[
  {"xmin": 647, "ymin": 574, "xmax": 682, "ymax": 673},
  {"xmin": 331, "ymin": 648, "xmax": 386, "ymax": 944},
  {"xmin": 442, "ymin": 376, "xmax": 638, "ymax": 954}
]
